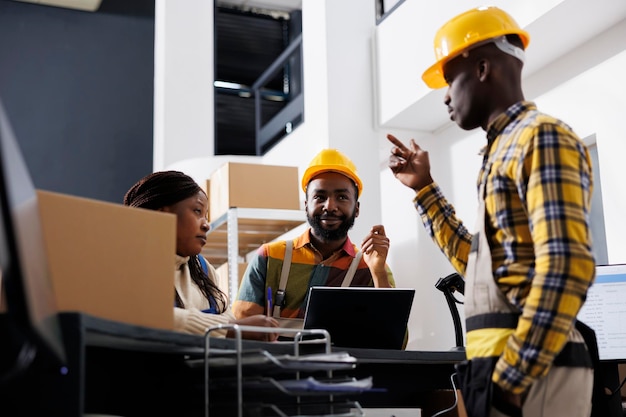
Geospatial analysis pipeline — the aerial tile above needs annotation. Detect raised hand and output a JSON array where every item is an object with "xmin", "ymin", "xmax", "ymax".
[
  {"xmin": 387, "ymin": 134, "xmax": 433, "ymax": 192},
  {"xmin": 361, "ymin": 225, "xmax": 392, "ymax": 288}
]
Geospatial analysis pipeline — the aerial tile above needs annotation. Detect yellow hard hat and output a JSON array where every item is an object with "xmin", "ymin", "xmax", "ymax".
[
  {"xmin": 301, "ymin": 149, "xmax": 363, "ymax": 197},
  {"xmin": 422, "ymin": 6, "xmax": 530, "ymax": 89}
]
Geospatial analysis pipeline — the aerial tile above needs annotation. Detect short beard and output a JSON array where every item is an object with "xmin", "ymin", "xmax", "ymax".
[{"xmin": 307, "ymin": 209, "xmax": 357, "ymax": 242}]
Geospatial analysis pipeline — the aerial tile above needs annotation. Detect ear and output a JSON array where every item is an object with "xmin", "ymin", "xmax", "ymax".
[
  {"xmin": 477, "ymin": 58, "xmax": 491, "ymax": 82},
  {"xmin": 354, "ymin": 201, "xmax": 360, "ymax": 218}
]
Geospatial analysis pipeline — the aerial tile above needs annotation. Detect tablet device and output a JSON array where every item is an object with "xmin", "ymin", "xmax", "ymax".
[{"xmin": 303, "ymin": 286, "xmax": 415, "ymax": 350}]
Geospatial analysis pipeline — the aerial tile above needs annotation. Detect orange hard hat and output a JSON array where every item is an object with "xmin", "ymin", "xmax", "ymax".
[
  {"xmin": 422, "ymin": 6, "xmax": 530, "ymax": 89},
  {"xmin": 301, "ymin": 149, "xmax": 363, "ymax": 197}
]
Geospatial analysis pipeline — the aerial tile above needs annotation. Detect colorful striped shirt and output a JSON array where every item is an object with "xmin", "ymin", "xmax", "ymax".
[
  {"xmin": 414, "ymin": 101, "xmax": 595, "ymax": 393},
  {"xmin": 232, "ymin": 228, "xmax": 395, "ymax": 319}
]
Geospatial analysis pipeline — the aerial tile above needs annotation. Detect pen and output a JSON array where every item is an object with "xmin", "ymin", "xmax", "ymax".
[{"xmin": 266, "ymin": 287, "xmax": 273, "ymax": 317}]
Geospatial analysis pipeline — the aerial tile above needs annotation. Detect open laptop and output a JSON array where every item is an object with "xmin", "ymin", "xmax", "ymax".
[{"xmin": 303, "ymin": 286, "xmax": 415, "ymax": 350}]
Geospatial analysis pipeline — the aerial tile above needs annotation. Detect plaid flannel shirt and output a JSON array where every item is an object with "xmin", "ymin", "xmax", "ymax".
[{"xmin": 415, "ymin": 101, "xmax": 595, "ymax": 393}]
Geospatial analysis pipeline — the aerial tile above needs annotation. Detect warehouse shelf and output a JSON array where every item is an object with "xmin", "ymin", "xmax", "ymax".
[{"xmin": 202, "ymin": 207, "xmax": 306, "ymax": 301}]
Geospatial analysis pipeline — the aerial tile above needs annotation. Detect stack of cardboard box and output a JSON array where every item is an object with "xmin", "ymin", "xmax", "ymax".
[{"xmin": 208, "ymin": 162, "xmax": 300, "ymax": 222}]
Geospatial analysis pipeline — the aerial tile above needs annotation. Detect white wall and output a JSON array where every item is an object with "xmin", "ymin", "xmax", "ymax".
[
  {"xmin": 153, "ymin": 0, "xmax": 215, "ymax": 172},
  {"xmin": 154, "ymin": 0, "xmax": 626, "ymax": 352},
  {"xmin": 535, "ymin": 50, "xmax": 626, "ymax": 263}
]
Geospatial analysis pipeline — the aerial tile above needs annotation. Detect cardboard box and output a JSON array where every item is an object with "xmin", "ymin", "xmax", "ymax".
[
  {"xmin": 37, "ymin": 190, "xmax": 176, "ymax": 330},
  {"xmin": 209, "ymin": 162, "xmax": 299, "ymax": 222}
]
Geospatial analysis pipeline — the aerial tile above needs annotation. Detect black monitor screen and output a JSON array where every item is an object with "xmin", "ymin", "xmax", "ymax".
[
  {"xmin": 577, "ymin": 264, "xmax": 626, "ymax": 362},
  {"xmin": 0, "ymin": 99, "xmax": 65, "ymax": 364}
]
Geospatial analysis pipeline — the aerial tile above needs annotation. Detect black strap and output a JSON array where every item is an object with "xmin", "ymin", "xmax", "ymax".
[
  {"xmin": 575, "ymin": 320, "xmax": 612, "ymax": 417},
  {"xmin": 466, "ymin": 312, "xmax": 520, "ymax": 331}
]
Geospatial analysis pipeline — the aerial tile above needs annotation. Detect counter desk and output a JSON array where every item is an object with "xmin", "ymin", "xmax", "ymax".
[{"xmin": 0, "ymin": 312, "xmax": 465, "ymax": 416}]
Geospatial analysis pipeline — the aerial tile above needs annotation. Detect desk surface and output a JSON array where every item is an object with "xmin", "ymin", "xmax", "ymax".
[
  {"xmin": 6, "ymin": 313, "xmax": 624, "ymax": 417},
  {"xmin": 1, "ymin": 312, "xmax": 466, "ymax": 416},
  {"xmin": 71, "ymin": 312, "xmax": 466, "ymax": 363},
  {"xmin": 72, "ymin": 312, "xmax": 466, "ymax": 413},
  {"xmin": 71, "ymin": 312, "xmax": 626, "ymax": 417}
]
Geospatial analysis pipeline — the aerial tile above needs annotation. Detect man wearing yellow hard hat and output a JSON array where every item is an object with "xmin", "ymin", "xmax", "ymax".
[
  {"xmin": 388, "ymin": 6, "xmax": 595, "ymax": 417},
  {"xmin": 234, "ymin": 149, "xmax": 396, "ymax": 328}
]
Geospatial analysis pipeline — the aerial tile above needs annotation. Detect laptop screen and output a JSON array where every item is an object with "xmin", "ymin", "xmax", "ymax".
[
  {"xmin": 0, "ymin": 99, "xmax": 66, "ymax": 364},
  {"xmin": 303, "ymin": 286, "xmax": 415, "ymax": 350}
]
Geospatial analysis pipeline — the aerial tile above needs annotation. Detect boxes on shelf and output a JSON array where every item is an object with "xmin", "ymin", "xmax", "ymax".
[
  {"xmin": 37, "ymin": 190, "xmax": 176, "ymax": 330},
  {"xmin": 209, "ymin": 162, "xmax": 300, "ymax": 222}
]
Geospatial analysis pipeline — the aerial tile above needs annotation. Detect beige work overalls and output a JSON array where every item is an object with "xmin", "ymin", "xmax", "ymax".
[{"xmin": 458, "ymin": 138, "xmax": 594, "ymax": 417}]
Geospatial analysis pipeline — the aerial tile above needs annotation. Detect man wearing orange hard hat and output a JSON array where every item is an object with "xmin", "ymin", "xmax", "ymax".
[
  {"xmin": 234, "ymin": 149, "xmax": 398, "ymax": 334},
  {"xmin": 388, "ymin": 6, "xmax": 596, "ymax": 417}
]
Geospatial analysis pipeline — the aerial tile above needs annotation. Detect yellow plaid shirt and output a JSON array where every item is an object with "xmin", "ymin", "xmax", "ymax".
[{"xmin": 415, "ymin": 101, "xmax": 596, "ymax": 393}]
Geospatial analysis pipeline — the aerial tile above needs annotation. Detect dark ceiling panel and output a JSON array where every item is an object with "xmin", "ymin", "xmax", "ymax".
[
  {"xmin": 214, "ymin": 6, "xmax": 296, "ymax": 155},
  {"xmin": 215, "ymin": 7, "xmax": 288, "ymax": 89},
  {"xmin": 215, "ymin": 91, "xmax": 286, "ymax": 155}
]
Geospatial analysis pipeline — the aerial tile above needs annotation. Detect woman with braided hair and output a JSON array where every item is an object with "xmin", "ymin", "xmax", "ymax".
[{"xmin": 124, "ymin": 170, "xmax": 279, "ymax": 341}]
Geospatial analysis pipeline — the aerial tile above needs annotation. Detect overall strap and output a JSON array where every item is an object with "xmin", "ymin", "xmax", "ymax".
[
  {"xmin": 197, "ymin": 256, "xmax": 218, "ymax": 313},
  {"xmin": 273, "ymin": 239, "xmax": 293, "ymax": 318},
  {"xmin": 340, "ymin": 251, "xmax": 363, "ymax": 287},
  {"xmin": 198, "ymin": 255, "xmax": 209, "ymax": 274},
  {"xmin": 465, "ymin": 136, "xmax": 519, "ymax": 320}
]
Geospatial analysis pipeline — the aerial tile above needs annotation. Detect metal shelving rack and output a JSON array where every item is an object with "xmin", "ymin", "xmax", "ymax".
[
  {"xmin": 202, "ymin": 325, "xmax": 366, "ymax": 417},
  {"xmin": 202, "ymin": 207, "xmax": 306, "ymax": 301}
]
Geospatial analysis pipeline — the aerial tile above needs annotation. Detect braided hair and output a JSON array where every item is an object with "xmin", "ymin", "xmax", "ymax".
[{"xmin": 123, "ymin": 170, "xmax": 227, "ymax": 312}]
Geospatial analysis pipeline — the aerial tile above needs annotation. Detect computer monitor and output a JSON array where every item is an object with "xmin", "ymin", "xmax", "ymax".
[
  {"xmin": 0, "ymin": 98, "xmax": 66, "ymax": 366},
  {"xmin": 577, "ymin": 264, "xmax": 626, "ymax": 362}
]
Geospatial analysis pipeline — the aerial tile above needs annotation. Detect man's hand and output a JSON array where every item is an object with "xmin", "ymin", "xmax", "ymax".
[
  {"xmin": 387, "ymin": 134, "xmax": 434, "ymax": 192},
  {"xmin": 361, "ymin": 225, "xmax": 391, "ymax": 288}
]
